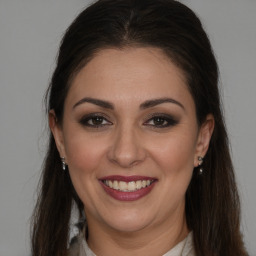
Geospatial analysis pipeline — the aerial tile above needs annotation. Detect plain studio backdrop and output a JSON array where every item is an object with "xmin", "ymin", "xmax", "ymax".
[{"xmin": 0, "ymin": 1, "xmax": 255, "ymax": 255}]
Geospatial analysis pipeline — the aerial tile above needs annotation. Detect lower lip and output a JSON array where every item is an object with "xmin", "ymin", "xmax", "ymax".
[{"xmin": 100, "ymin": 182, "xmax": 156, "ymax": 201}]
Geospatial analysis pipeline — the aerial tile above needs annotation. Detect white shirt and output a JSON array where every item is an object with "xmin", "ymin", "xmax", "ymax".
[{"xmin": 77, "ymin": 232, "xmax": 195, "ymax": 256}]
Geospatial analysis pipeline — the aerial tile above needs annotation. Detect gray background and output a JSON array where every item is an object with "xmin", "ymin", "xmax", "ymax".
[{"xmin": 0, "ymin": 0, "xmax": 255, "ymax": 255}]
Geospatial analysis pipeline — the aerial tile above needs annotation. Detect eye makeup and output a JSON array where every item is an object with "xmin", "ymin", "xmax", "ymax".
[
  {"xmin": 78, "ymin": 111, "xmax": 179, "ymax": 131},
  {"xmin": 79, "ymin": 113, "xmax": 112, "ymax": 128},
  {"xmin": 143, "ymin": 113, "xmax": 179, "ymax": 128}
]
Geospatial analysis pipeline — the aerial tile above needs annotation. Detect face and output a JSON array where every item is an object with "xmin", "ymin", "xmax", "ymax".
[{"xmin": 51, "ymin": 47, "xmax": 213, "ymax": 236}]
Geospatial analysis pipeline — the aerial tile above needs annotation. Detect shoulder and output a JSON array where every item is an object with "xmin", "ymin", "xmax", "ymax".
[
  {"xmin": 68, "ymin": 221, "xmax": 86, "ymax": 256},
  {"xmin": 182, "ymin": 232, "xmax": 196, "ymax": 256},
  {"xmin": 68, "ymin": 235, "xmax": 81, "ymax": 256}
]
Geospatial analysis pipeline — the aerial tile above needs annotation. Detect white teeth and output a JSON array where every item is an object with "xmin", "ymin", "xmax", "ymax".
[
  {"xmin": 113, "ymin": 180, "xmax": 118, "ymax": 190},
  {"xmin": 119, "ymin": 181, "xmax": 128, "ymax": 191},
  {"xmin": 104, "ymin": 180, "xmax": 153, "ymax": 192},
  {"xmin": 142, "ymin": 180, "xmax": 147, "ymax": 188},
  {"xmin": 136, "ymin": 180, "xmax": 142, "ymax": 190},
  {"xmin": 127, "ymin": 181, "xmax": 136, "ymax": 191}
]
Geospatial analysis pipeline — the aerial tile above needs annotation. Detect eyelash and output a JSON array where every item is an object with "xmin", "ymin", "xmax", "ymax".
[
  {"xmin": 79, "ymin": 113, "xmax": 112, "ymax": 128},
  {"xmin": 144, "ymin": 113, "xmax": 178, "ymax": 128},
  {"xmin": 79, "ymin": 113, "xmax": 178, "ymax": 129}
]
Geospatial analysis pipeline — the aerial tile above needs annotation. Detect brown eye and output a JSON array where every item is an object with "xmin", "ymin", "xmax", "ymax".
[
  {"xmin": 79, "ymin": 114, "xmax": 112, "ymax": 127},
  {"xmin": 144, "ymin": 114, "xmax": 178, "ymax": 128},
  {"xmin": 152, "ymin": 117, "xmax": 168, "ymax": 126},
  {"xmin": 90, "ymin": 116, "xmax": 104, "ymax": 125}
]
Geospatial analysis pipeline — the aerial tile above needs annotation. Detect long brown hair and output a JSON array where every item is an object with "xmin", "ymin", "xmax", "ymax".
[{"xmin": 31, "ymin": 0, "xmax": 248, "ymax": 255}]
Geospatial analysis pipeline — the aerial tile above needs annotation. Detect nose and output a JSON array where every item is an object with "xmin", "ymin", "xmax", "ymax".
[{"xmin": 107, "ymin": 125, "xmax": 146, "ymax": 168}]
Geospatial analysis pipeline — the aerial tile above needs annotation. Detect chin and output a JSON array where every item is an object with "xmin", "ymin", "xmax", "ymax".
[
  {"xmin": 107, "ymin": 220, "xmax": 149, "ymax": 233},
  {"xmin": 101, "ymin": 210, "xmax": 152, "ymax": 233}
]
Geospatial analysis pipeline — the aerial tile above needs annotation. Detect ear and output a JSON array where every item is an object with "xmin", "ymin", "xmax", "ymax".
[
  {"xmin": 194, "ymin": 114, "xmax": 215, "ymax": 167},
  {"xmin": 49, "ymin": 110, "xmax": 67, "ymax": 160}
]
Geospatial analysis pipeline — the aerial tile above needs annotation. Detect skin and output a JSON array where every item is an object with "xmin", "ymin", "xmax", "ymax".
[{"xmin": 50, "ymin": 47, "xmax": 214, "ymax": 256}]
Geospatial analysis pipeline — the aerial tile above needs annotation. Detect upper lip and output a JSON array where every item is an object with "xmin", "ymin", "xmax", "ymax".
[{"xmin": 99, "ymin": 175, "xmax": 157, "ymax": 182}]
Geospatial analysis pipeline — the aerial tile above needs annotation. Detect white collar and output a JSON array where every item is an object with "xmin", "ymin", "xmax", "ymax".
[{"xmin": 80, "ymin": 232, "xmax": 195, "ymax": 256}]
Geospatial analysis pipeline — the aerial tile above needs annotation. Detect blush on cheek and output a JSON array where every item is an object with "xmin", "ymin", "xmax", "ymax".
[
  {"xmin": 155, "ymin": 141, "xmax": 194, "ymax": 166},
  {"xmin": 65, "ymin": 137, "xmax": 106, "ymax": 174},
  {"xmin": 69, "ymin": 151, "xmax": 99, "ymax": 173}
]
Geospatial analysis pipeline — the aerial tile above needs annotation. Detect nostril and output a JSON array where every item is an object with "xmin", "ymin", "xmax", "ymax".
[
  {"xmin": 110, "ymin": 156, "xmax": 142, "ymax": 168},
  {"xmin": 107, "ymin": 129, "xmax": 146, "ymax": 167},
  {"xmin": 107, "ymin": 145, "xmax": 146, "ymax": 168}
]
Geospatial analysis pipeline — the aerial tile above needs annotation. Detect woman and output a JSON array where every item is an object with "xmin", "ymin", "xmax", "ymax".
[{"xmin": 31, "ymin": 0, "xmax": 248, "ymax": 255}]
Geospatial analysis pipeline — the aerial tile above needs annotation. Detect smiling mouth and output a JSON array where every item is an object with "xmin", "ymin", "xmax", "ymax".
[
  {"xmin": 102, "ymin": 179, "xmax": 155, "ymax": 192},
  {"xmin": 99, "ymin": 175, "xmax": 157, "ymax": 201}
]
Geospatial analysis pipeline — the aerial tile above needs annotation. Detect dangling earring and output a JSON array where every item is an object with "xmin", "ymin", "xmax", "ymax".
[
  {"xmin": 61, "ymin": 157, "xmax": 66, "ymax": 171},
  {"xmin": 198, "ymin": 156, "xmax": 204, "ymax": 175}
]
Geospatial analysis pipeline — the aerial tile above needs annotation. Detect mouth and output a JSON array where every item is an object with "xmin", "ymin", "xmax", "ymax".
[
  {"xmin": 99, "ymin": 175, "xmax": 157, "ymax": 201},
  {"xmin": 102, "ymin": 179, "xmax": 154, "ymax": 192}
]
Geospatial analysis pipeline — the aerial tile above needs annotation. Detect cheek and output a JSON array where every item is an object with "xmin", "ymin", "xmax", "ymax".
[
  {"xmin": 151, "ymin": 132, "xmax": 197, "ymax": 207},
  {"xmin": 63, "ymin": 132, "xmax": 109, "ymax": 207},
  {"xmin": 147, "ymin": 130, "xmax": 197, "ymax": 177},
  {"xmin": 63, "ymin": 131, "xmax": 108, "ymax": 176}
]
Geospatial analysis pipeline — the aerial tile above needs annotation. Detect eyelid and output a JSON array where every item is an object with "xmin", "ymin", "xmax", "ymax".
[
  {"xmin": 79, "ymin": 112, "xmax": 113, "ymax": 127},
  {"xmin": 143, "ymin": 112, "xmax": 178, "ymax": 127},
  {"xmin": 143, "ymin": 112, "xmax": 177, "ymax": 121}
]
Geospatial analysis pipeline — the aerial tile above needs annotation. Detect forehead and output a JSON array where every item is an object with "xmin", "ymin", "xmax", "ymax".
[{"xmin": 66, "ymin": 47, "xmax": 194, "ymax": 108}]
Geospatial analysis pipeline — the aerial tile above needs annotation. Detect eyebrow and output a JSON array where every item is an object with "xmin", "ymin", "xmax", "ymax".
[
  {"xmin": 73, "ymin": 97, "xmax": 114, "ymax": 110},
  {"xmin": 140, "ymin": 98, "xmax": 185, "ymax": 110},
  {"xmin": 73, "ymin": 97, "xmax": 184, "ymax": 110}
]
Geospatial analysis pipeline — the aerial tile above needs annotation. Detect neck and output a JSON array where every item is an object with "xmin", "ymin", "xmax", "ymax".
[{"xmin": 86, "ymin": 211, "xmax": 189, "ymax": 256}]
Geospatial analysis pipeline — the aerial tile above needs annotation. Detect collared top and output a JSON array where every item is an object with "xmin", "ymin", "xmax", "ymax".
[{"xmin": 68, "ymin": 230, "xmax": 195, "ymax": 256}]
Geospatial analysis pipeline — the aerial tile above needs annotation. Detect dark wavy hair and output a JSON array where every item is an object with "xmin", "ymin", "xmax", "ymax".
[{"xmin": 31, "ymin": 0, "xmax": 248, "ymax": 255}]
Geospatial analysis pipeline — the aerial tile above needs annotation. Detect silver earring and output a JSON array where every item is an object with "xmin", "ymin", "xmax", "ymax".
[
  {"xmin": 61, "ymin": 157, "xmax": 66, "ymax": 171},
  {"xmin": 198, "ymin": 156, "xmax": 204, "ymax": 175}
]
